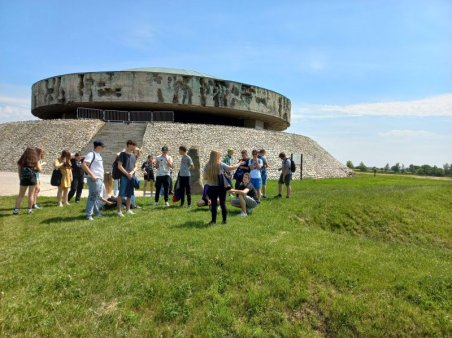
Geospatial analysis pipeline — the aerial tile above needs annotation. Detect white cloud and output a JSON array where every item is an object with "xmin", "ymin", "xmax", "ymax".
[
  {"xmin": 378, "ymin": 129, "xmax": 438, "ymax": 138},
  {"xmin": 120, "ymin": 23, "xmax": 154, "ymax": 50},
  {"xmin": 298, "ymin": 51, "xmax": 328, "ymax": 74},
  {"xmin": 293, "ymin": 93, "xmax": 452, "ymax": 118},
  {"xmin": 0, "ymin": 85, "xmax": 35, "ymax": 122}
]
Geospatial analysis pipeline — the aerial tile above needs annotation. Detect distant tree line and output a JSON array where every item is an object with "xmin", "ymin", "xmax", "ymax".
[{"xmin": 346, "ymin": 160, "xmax": 452, "ymax": 177}]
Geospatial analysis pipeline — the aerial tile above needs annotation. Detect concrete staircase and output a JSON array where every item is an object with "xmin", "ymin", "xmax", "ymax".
[{"xmin": 81, "ymin": 122, "xmax": 148, "ymax": 172}]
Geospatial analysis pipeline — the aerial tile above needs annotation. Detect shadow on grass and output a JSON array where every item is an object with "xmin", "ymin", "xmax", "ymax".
[
  {"xmin": 189, "ymin": 208, "xmax": 210, "ymax": 213},
  {"xmin": 41, "ymin": 216, "xmax": 90, "ymax": 224},
  {"xmin": 35, "ymin": 201, "xmax": 59, "ymax": 208},
  {"xmin": 174, "ymin": 220, "xmax": 212, "ymax": 228}
]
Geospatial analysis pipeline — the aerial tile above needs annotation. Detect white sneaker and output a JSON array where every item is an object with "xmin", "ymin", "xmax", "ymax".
[
  {"xmin": 126, "ymin": 209, "xmax": 135, "ymax": 215},
  {"xmin": 86, "ymin": 216, "xmax": 94, "ymax": 221},
  {"xmin": 13, "ymin": 208, "xmax": 19, "ymax": 215},
  {"xmin": 117, "ymin": 211, "xmax": 124, "ymax": 217},
  {"xmin": 58, "ymin": 202, "xmax": 63, "ymax": 207},
  {"xmin": 32, "ymin": 204, "xmax": 40, "ymax": 209},
  {"xmin": 165, "ymin": 202, "xmax": 170, "ymax": 207},
  {"xmin": 239, "ymin": 212, "xmax": 248, "ymax": 217},
  {"xmin": 154, "ymin": 202, "xmax": 159, "ymax": 206},
  {"xmin": 27, "ymin": 209, "xmax": 33, "ymax": 214}
]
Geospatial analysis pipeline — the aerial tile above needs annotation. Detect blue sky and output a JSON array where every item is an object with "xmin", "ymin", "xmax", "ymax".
[{"xmin": 0, "ymin": 0, "xmax": 451, "ymax": 167}]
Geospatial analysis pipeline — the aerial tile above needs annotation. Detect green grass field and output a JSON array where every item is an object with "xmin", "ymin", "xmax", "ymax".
[{"xmin": 1, "ymin": 175, "xmax": 451, "ymax": 337}]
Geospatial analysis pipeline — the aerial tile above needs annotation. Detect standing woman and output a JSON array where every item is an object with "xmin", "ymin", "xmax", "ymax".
[
  {"xmin": 33, "ymin": 147, "xmax": 46, "ymax": 209},
  {"xmin": 141, "ymin": 155, "xmax": 155, "ymax": 197},
  {"xmin": 13, "ymin": 147, "xmax": 42, "ymax": 214},
  {"xmin": 203, "ymin": 150, "xmax": 239, "ymax": 225},
  {"xmin": 68, "ymin": 152, "xmax": 85, "ymax": 203},
  {"xmin": 54, "ymin": 150, "xmax": 73, "ymax": 207}
]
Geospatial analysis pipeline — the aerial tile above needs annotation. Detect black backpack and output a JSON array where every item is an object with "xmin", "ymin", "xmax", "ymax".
[
  {"xmin": 112, "ymin": 152, "xmax": 130, "ymax": 179},
  {"xmin": 290, "ymin": 159, "xmax": 296, "ymax": 173},
  {"xmin": 112, "ymin": 155, "xmax": 121, "ymax": 180},
  {"xmin": 50, "ymin": 169, "xmax": 62, "ymax": 186}
]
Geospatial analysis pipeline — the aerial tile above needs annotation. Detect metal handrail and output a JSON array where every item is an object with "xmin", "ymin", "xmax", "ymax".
[{"xmin": 76, "ymin": 107, "xmax": 174, "ymax": 123}]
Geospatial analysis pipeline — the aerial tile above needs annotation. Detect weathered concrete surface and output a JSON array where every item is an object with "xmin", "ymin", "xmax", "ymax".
[
  {"xmin": 31, "ymin": 70, "xmax": 291, "ymax": 130},
  {"xmin": 187, "ymin": 147, "xmax": 204, "ymax": 195}
]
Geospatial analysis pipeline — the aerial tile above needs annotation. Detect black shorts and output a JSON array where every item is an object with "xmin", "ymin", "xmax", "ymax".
[
  {"xmin": 278, "ymin": 173, "xmax": 292, "ymax": 186},
  {"xmin": 144, "ymin": 171, "xmax": 155, "ymax": 181},
  {"xmin": 20, "ymin": 178, "xmax": 37, "ymax": 186},
  {"xmin": 20, "ymin": 168, "xmax": 37, "ymax": 186}
]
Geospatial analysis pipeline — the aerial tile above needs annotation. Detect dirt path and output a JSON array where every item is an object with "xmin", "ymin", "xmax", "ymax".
[{"xmin": 0, "ymin": 171, "xmax": 89, "ymax": 197}]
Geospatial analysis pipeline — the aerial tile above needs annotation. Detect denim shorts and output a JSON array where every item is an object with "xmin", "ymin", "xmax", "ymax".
[
  {"xmin": 250, "ymin": 178, "xmax": 262, "ymax": 190},
  {"xmin": 119, "ymin": 175, "xmax": 133, "ymax": 198},
  {"xmin": 261, "ymin": 171, "xmax": 267, "ymax": 185}
]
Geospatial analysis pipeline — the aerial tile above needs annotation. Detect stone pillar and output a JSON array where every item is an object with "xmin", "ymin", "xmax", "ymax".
[
  {"xmin": 244, "ymin": 119, "xmax": 265, "ymax": 130},
  {"xmin": 188, "ymin": 147, "xmax": 203, "ymax": 195}
]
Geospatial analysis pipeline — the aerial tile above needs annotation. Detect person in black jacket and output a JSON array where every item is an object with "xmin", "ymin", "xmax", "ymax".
[
  {"xmin": 68, "ymin": 152, "xmax": 85, "ymax": 203},
  {"xmin": 234, "ymin": 150, "xmax": 250, "ymax": 189}
]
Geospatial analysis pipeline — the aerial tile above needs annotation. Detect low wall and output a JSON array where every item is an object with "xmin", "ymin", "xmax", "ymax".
[
  {"xmin": 0, "ymin": 120, "xmax": 350, "ymax": 179},
  {"xmin": 141, "ymin": 123, "xmax": 350, "ymax": 179},
  {"xmin": 0, "ymin": 120, "xmax": 104, "ymax": 174}
]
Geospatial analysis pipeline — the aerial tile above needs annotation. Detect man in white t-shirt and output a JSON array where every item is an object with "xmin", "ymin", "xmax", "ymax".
[
  {"xmin": 154, "ymin": 146, "xmax": 173, "ymax": 207},
  {"xmin": 82, "ymin": 140, "xmax": 105, "ymax": 220},
  {"xmin": 248, "ymin": 149, "xmax": 263, "ymax": 201}
]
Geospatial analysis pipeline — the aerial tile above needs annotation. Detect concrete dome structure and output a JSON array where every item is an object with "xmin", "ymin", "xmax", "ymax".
[{"xmin": 31, "ymin": 68, "xmax": 291, "ymax": 131}]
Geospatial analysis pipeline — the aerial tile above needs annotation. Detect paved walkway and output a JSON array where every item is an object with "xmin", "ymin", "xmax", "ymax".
[{"xmin": 0, "ymin": 171, "xmax": 89, "ymax": 197}]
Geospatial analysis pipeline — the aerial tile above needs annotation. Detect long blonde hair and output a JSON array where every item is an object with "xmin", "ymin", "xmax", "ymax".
[
  {"xmin": 204, "ymin": 150, "xmax": 221, "ymax": 182},
  {"xmin": 104, "ymin": 172, "xmax": 113, "ymax": 195}
]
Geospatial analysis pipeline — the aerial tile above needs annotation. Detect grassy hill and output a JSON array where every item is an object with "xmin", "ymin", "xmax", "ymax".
[{"xmin": 0, "ymin": 175, "xmax": 451, "ymax": 337}]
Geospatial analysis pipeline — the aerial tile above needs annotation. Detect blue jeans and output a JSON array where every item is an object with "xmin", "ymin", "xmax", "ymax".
[{"xmin": 86, "ymin": 177, "xmax": 103, "ymax": 217}]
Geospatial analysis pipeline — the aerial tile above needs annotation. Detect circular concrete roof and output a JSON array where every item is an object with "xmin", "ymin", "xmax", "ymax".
[
  {"xmin": 127, "ymin": 67, "xmax": 216, "ymax": 79},
  {"xmin": 31, "ymin": 69, "xmax": 291, "ymax": 130}
]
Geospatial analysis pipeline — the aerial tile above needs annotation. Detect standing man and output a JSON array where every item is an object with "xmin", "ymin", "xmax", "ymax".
[
  {"xmin": 248, "ymin": 149, "xmax": 263, "ymax": 201},
  {"xmin": 117, "ymin": 140, "xmax": 137, "ymax": 217},
  {"xmin": 155, "ymin": 146, "xmax": 173, "ymax": 207},
  {"xmin": 82, "ymin": 140, "xmax": 105, "ymax": 221},
  {"xmin": 68, "ymin": 152, "xmax": 85, "ymax": 203},
  {"xmin": 275, "ymin": 152, "xmax": 292, "ymax": 199},
  {"xmin": 258, "ymin": 149, "xmax": 269, "ymax": 199},
  {"xmin": 222, "ymin": 148, "xmax": 234, "ymax": 179},
  {"xmin": 178, "ymin": 146, "xmax": 194, "ymax": 208}
]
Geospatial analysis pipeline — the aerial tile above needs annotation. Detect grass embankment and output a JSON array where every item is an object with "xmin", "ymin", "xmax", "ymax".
[{"xmin": 0, "ymin": 176, "xmax": 451, "ymax": 336}]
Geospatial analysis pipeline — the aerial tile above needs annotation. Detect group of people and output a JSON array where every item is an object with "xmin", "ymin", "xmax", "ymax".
[{"xmin": 13, "ymin": 141, "xmax": 294, "ymax": 225}]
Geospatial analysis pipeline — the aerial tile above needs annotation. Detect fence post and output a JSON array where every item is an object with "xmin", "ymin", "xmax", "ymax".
[{"xmin": 300, "ymin": 154, "xmax": 303, "ymax": 180}]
